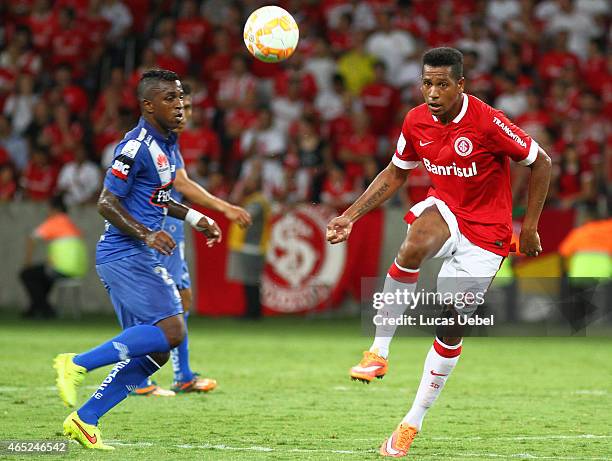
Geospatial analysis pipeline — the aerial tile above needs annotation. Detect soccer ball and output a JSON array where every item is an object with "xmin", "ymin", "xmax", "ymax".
[{"xmin": 243, "ymin": 5, "xmax": 299, "ymax": 63}]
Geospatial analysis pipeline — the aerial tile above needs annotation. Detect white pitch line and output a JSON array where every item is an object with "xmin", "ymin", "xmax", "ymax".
[{"xmin": 100, "ymin": 441, "xmax": 612, "ymax": 460}]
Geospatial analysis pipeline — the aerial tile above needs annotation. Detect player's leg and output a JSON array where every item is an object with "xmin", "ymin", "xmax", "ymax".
[
  {"xmin": 171, "ymin": 285, "xmax": 218, "ymax": 393},
  {"xmin": 381, "ymin": 236, "xmax": 503, "ymax": 457},
  {"xmin": 351, "ymin": 205, "xmax": 452, "ymax": 383}
]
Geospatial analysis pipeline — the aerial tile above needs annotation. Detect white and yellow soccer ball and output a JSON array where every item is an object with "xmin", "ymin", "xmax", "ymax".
[{"xmin": 243, "ymin": 5, "xmax": 299, "ymax": 63}]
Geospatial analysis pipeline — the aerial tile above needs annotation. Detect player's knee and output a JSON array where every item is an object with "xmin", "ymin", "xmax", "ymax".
[
  {"xmin": 397, "ymin": 240, "xmax": 429, "ymax": 269},
  {"xmin": 148, "ymin": 351, "xmax": 170, "ymax": 367},
  {"xmin": 157, "ymin": 316, "xmax": 186, "ymax": 348}
]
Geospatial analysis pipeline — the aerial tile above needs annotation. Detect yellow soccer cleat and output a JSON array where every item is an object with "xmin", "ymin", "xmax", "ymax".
[
  {"xmin": 350, "ymin": 351, "xmax": 388, "ymax": 383},
  {"xmin": 172, "ymin": 373, "xmax": 217, "ymax": 393},
  {"xmin": 53, "ymin": 353, "xmax": 87, "ymax": 407},
  {"xmin": 63, "ymin": 411, "xmax": 114, "ymax": 450},
  {"xmin": 379, "ymin": 423, "xmax": 419, "ymax": 458}
]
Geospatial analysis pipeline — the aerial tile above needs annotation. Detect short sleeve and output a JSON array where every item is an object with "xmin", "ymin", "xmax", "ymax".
[
  {"xmin": 392, "ymin": 112, "xmax": 421, "ymax": 170},
  {"xmin": 104, "ymin": 139, "xmax": 145, "ymax": 198},
  {"xmin": 487, "ymin": 109, "xmax": 539, "ymax": 166}
]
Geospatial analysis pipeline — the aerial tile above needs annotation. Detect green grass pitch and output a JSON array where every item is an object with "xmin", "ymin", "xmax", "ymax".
[{"xmin": 0, "ymin": 314, "xmax": 610, "ymax": 460}]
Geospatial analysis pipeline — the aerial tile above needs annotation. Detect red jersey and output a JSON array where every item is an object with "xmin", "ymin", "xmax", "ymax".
[{"xmin": 394, "ymin": 94, "xmax": 539, "ymax": 256}]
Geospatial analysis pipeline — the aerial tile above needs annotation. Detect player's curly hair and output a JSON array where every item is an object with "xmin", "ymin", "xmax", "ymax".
[
  {"xmin": 137, "ymin": 69, "xmax": 180, "ymax": 100},
  {"xmin": 422, "ymin": 47, "xmax": 464, "ymax": 81}
]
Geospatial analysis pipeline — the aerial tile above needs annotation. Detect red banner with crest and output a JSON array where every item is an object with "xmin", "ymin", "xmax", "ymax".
[{"xmin": 193, "ymin": 205, "xmax": 384, "ymax": 315}]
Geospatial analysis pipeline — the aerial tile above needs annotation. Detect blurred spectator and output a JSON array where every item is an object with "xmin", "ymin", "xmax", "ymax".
[
  {"xmin": 0, "ymin": 25, "xmax": 42, "ymax": 78},
  {"xmin": 361, "ymin": 61, "xmax": 400, "ymax": 138},
  {"xmin": 554, "ymin": 144, "xmax": 595, "ymax": 209},
  {"xmin": 53, "ymin": 64, "xmax": 88, "ymax": 118},
  {"xmin": 338, "ymin": 111, "xmax": 377, "ymax": 181},
  {"xmin": 0, "ymin": 114, "xmax": 28, "ymax": 171},
  {"xmin": 50, "ymin": 7, "xmax": 88, "ymax": 76},
  {"xmin": 315, "ymin": 73, "xmax": 348, "ymax": 123},
  {"xmin": 240, "ymin": 107, "xmax": 286, "ymax": 198},
  {"xmin": 320, "ymin": 161, "xmax": 359, "ymax": 212},
  {"xmin": 227, "ymin": 164, "xmax": 270, "ymax": 320},
  {"xmin": 57, "ymin": 145, "xmax": 101, "ymax": 206},
  {"xmin": 494, "ymin": 74, "xmax": 528, "ymax": 119},
  {"xmin": 336, "ymin": 30, "xmax": 376, "ymax": 95},
  {"xmin": 176, "ymin": 0, "xmax": 211, "ymax": 63},
  {"xmin": 217, "ymin": 55, "xmax": 256, "ymax": 111},
  {"xmin": 99, "ymin": 0, "xmax": 133, "ymax": 41},
  {"xmin": 486, "ymin": 0, "xmax": 522, "ymax": 34},
  {"xmin": 456, "ymin": 20, "xmax": 498, "ymax": 73},
  {"xmin": 27, "ymin": 0, "xmax": 58, "ymax": 52},
  {"xmin": 271, "ymin": 78, "xmax": 304, "ymax": 135},
  {"xmin": 544, "ymin": 0, "xmax": 601, "ymax": 59},
  {"xmin": 366, "ymin": 11, "xmax": 416, "ymax": 80},
  {"xmin": 20, "ymin": 144, "xmax": 58, "ymax": 201},
  {"xmin": 42, "ymin": 103, "xmax": 84, "ymax": 165},
  {"xmin": 19, "ymin": 194, "xmax": 88, "ymax": 318},
  {"xmin": 0, "ymin": 163, "xmax": 17, "ymax": 201},
  {"xmin": 304, "ymin": 37, "xmax": 336, "ymax": 95},
  {"xmin": 3, "ymin": 73, "xmax": 39, "ymax": 135},
  {"xmin": 291, "ymin": 115, "xmax": 330, "ymax": 203},
  {"xmin": 179, "ymin": 103, "xmax": 221, "ymax": 171}
]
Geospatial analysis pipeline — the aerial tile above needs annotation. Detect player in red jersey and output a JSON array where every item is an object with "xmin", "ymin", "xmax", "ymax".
[{"xmin": 327, "ymin": 47, "xmax": 551, "ymax": 457}]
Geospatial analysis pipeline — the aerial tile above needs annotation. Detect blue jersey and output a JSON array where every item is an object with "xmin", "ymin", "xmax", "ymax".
[
  {"xmin": 163, "ymin": 148, "xmax": 186, "ymax": 242},
  {"xmin": 97, "ymin": 117, "xmax": 179, "ymax": 264}
]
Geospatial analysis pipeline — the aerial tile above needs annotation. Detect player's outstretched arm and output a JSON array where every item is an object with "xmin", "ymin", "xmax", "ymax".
[
  {"xmin": 174, "ymin": 168, "xmax": 252, "ymax": 228},
  {"xmin": 167, "ymin": 199, "xmax": 222, "ymax": 247},
  {"xmin": 97, "ymin": 187, "xmax": 176, "ymax": 255},
  {"xmin": 520, "ymin": 148, "xmax": 552, "ymax": 257},
  {"xmin": 327, "ymin": 162, "xmax": 408, "ymax": 244}
]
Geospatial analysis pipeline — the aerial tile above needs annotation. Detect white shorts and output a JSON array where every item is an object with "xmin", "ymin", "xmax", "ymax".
[{"xmin": 406, "ymin": 196, "xmax": 504, "ymax": 314}]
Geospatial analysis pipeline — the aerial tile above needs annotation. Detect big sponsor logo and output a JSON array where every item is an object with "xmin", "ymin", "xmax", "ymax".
[
  {"xmin": 422, "ymin": 158, "xmax": 478, "ymax": 177},
  {"xmin": 262, "ymin": 205, "xmax": 347, "ymax": 313},
  {"xmin": 149, "ymin": 181, "xmax": 174, "ymax": 207}
]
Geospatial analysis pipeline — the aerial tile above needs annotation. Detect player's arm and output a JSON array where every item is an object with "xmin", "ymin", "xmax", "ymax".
[
  {"xmin": 520, "ymin": 147, "xmax": 552, "ymax": 257},
  {"xmin": 167, "ymin": 199, "xmax": 222, "ymax": 247},
  {"xmin": 97, "ymin": 187, "xmax": 176, "ymax": 256},
  {"xmin": 174, "ymin": 168, "xmax": 252, "ymax": 227},
  {"xmin": 327, "ymin": 162, "xmax": 408, "ymax": 244}
]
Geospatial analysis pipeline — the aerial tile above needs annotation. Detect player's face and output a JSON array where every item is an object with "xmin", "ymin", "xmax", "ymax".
[
  {"xmin": 175, "ymin": 95, "xmax": 192, "ymax": 134},
  {"xmin": 149, "ymin": 80, "xmax": 184, "ymax": 132},
  {"xmin": 421, "ymin": 65, "xmax": 464, "ymax": 119}
]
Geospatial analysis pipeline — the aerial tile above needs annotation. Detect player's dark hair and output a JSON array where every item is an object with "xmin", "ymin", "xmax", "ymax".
[
  {"xmin": 137, "ymin": 69, "xmax": 180, "ymax": 100},
  {"xmin": 422, "ymin": 47, "xmax": 464, "ymax": 81},
  {"xmin": 50, "ymin": 194, "xmax": 67, "ymax": 213},
  {"xmin": 182, "ymin": 82, "xmax": 192, "ymax": 96}
]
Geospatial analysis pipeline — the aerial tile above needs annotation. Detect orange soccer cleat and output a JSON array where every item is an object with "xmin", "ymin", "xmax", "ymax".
[
  {"xmin": 349, "ymin": 351, "xmax": 388, "ymax": 383},
  {"xmin": 172, "ymin": 373, "xmax": 217, "ymax": 393},
  {"xmin": 379, "ymin": 423, "xmax": 419, "ymax": 458}
]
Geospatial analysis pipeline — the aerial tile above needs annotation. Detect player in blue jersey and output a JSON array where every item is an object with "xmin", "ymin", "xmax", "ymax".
[
  {"xmin": 52, "ymin": 70, "xmax": 221, "ymax": 450},
  {"xmin": 133, "ymin": 83, "xmax": 251, "ymax": 396}
]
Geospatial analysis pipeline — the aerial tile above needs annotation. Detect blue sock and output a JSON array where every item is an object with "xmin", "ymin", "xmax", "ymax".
[
  {"xmin": 73, "ymin": 325, "xmax": 170, "ymax": 371},
  {"xmin": 135, "ymin": 376, "xmax": 152, "ymax": 390},
  {"xmin": 171, "ymin": 314, "xmax": 193, "ymax": 382},
  {"xmin": 78, "ymin": 356, "xmax": 160, "ymax": 425}
]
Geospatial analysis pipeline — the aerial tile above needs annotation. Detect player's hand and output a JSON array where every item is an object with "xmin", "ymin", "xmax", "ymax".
[
  {"xmin": 326, "ymin": 216, "xmax": 353, "ymax": 244},
  {"xmin": 225, "ymin": 205, "xmax": 252, "ymax": 228},
  {"xmin": 145, "ymin": 230, "xmax": 176, "ymax": 256},
  {"xmin": 519, "ymin": 228, "xmax": 542, "ymax": 257},
  {"xmin": 197, "ymin": 216, "xmax": 222, "ymax": 247}
]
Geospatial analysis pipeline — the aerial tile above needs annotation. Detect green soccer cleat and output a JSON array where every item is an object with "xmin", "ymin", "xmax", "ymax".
[
  {"xmin": 63, "ymin": 411, "xmax": 114, "ymax": 450},
  {"xmin": 53, "ymin": 353, "xmax": 87, "ymax": 407}
]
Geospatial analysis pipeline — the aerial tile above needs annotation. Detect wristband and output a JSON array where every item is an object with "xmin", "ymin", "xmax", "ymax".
[{"xmin": 185, "ymin": 209, "xmax": 213, "ymax": 229}]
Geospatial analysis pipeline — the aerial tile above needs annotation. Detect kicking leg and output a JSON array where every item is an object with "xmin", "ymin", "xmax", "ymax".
[{"xmin": 351, "ymin": 206, "xmax": 450, "ymax": 383}]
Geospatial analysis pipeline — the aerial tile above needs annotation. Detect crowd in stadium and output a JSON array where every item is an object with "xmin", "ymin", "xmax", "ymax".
[{"xmin": 0, "ymin": 0, "xmax": 610, "ymax": 217}]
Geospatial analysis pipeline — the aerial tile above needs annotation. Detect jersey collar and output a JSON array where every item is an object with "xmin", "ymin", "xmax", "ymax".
[
  {"xmin": 137, "ymin": 117, "xmax": 177, "ymax": 145},
  {"xmin": 431, "ymin": 93, "xmax": 469, "ymax": 124}
]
